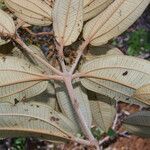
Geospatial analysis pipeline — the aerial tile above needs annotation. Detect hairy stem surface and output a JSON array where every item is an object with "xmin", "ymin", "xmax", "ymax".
[
  {"xmin": 70, "ymin": 41, "xmax": 89, "ymax": 74},
  {"xmin": 14, "ymin": 35, "xmax": 63, "ymax": 76},
  {"xmin": 64, "ymin": 75, "xmax": 99, "ymax": 149}
]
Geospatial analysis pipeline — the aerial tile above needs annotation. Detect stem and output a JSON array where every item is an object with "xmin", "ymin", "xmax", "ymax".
[
  {"xmin": 112, "ymin": 113, "xmax": 120, "ymax": 130},
  {"xmin": 70, "ymin": 41, "xmax": 89, "ymax": 74},
  {"xmin": 24, "ymin": 27, "xmax": 54, "ymax": 36},
  {"xmin": 14, "ymin": 35, "xmax": 63, "ymax": 76},
  {"xmin": 56, "ymin": 41, "xmax": 100, "ymax": 149},
  {"xmin": 73, "ymin": 138, "xmax": 94, "ymax": 147},
  {"xmin": 64, "ymin": 76, "xmax": 99, "ymax": 149},
  {"xmin": 99, "ymin": 136, "xmax": 110, "ymax": 146},
  {"xmin": 58, "ymin": 44, "xmax": 67, "ymax": 73}
]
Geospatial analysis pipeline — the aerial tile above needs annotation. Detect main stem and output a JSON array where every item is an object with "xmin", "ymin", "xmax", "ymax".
[
  {"xmin": 58, "ymin": 41, "xmax": 100, "ymax": 149},
  {"xmin": 64, "ymin": 75, "xmax": 99, "ymax": 147}
]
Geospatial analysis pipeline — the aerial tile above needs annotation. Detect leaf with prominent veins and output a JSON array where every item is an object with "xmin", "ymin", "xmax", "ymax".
[
  {"xmin": 84, "ymin": 0, "xmax": 113, "ymax": 21},
  {"xmin": 123, "ymin": 111, "xmax": 150, "ymax": 138},
  {"xmin": 90, "ymin": 100, "xmax": 116, "ymax": 132},
  {"xmin": 55, "ymin": 80, "xmax": 92, "ymax": 130},
  {"xmin": 53, "ymin": 0, "xmax": 83, "ymax": 46},
  {"xmin": 29, "ymin": 81, "xmax": 57, "ymax": 109},
  {"xmin": 0, "ymin": 9, "xmax": 15, "ymax": 36},
  {"xmin": 0, "ymin": 56, "xmax": 48, "ymax": 103},
  {"xmin": 4, "ymin": 0, "xmax": 52, "ymax": 26},
  {"xmin": 12, "ymin": 45, "xmax": 48, "ymax": 71},
  {"xmin": 133, "ymin": 84, "xmax": 150, "ymax": 105},
  {"xmin": 83, "ymin": 0, "xmax": 150, "ymax": 46},
  {"xmin": 84, "ymin": 0, "xmax": 94, "ymax": 7},
  {"xmin": 0, "ymin": 102, "xmax": 78, "ymax": 141},
  {"xmin": 80, "ymin": 55, "xmax": 150, "ymax": 106}
]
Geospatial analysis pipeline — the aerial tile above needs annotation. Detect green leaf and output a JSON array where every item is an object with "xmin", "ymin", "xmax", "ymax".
[
  {"xmin": 0, "ymin": 56, "xmax": 48, "ymax": 103},
  {"xmin": 123, "ymin": 111, "xmax": 150, "ymax": 138},
  {"xmin": 107, "ymin": 128, "xmax": 117, "ymax": 138},
  {"xmin": 80, "ymin": 55, "xmax": 150, "ymax": 106},
  {"xmin": 0, "ymin": 102, "xmax": 78, "ymax": 141}
]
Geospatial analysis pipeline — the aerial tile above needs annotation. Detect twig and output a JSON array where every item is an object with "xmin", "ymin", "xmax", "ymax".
[
  {"xmin": 24, "ymin": 27, "xmax": 54, "ymax": 36},
  {"xmin": 73, "ymin": 138, "xmax": 94, "ymax": 147},
  {"xmin": 70, "ymin": 41, "xmax": 89, "ymax": 74},
  {"xmin": 112, "ymin": 101, "xmax": 120, "ymax": 130},
  {"xmin": 14, "ymin": 34, "xmax": 63, "ymax": 76},
  {"xmin": 55, "ymin": 43, "xmax": 67, "ymax": 73},
  {"xmin": 112, "ymin": 113, "xmax": 120, "ymax": 130},
  {"xmin": 99, "ymin": 136, "xmax": 110, "ymax": 146}
]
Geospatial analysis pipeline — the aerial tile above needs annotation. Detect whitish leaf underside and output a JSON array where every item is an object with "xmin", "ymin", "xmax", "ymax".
[
  {"xmin": 83, "ymin": 0, "xmax": 150, "ymax": 46},
  {"xmin": 0, "ymin": 56, "xmax": 48, "ymax": 103},
  {"xmin": 80, "ymin": 55, "xmax": 150, "ymax": 106},
  {"xmin": 90, "ymin": 100, "xmax": 116, "ymax": 132},
  {"xmin": 84, "ymin": 0, "xmax": 113, "ymax": 21},
  {"xmin": 4, "ymin": 0, "xmax": 52, "ymax": 26},
  {"xmin": 0, "ymin": 9, "xmax": 15, "ymax": 35},
  {"xmin": 133, "ymin": 84, "xmax": 150, "ymax": 105},
  {"xmin": 53, "ymin": 0, "xmax": 83, "ymax": 46},
  {"xmin": 55, "ymin": 80, "xmax": 92, "ymax": 129},
  {"xmin": 0, "ymin": 102, "xmax": 77, "ymax": 141}
]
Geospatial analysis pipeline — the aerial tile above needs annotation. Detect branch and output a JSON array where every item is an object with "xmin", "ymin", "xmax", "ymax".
[
  {"xmin": 14, "ymin": 35, "xmax": 63, "ymax": 76},
  {"xmin": 55, "ymin": 43, "xmax": 67, "ymax": 73},
  {"xmin": 70, "ymin": 40, "xmax": 89, "ymax": 74},
  {"xmin": 73, "ymin": 138, "xmax": 93, "ymax": 147},
  {"xmin": 112, "ymin": 102, "xmax": 120, "ymax": 130},
  {"xmin": 24, "ymin": 27, "xmax": 54, "ymax": 36},
  {"xmin": 64, "ymin": 76, "xmax": 100, "ymax": 149}
]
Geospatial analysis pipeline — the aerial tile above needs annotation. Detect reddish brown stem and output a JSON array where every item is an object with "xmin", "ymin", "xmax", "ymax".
[
  {"xmin": 24, "ymin": 27, "xmax": 54, "ymax": 36},
  {"xmin": 14, "ymin": 35, "xmax": 63, "ymax": 76},
  {"xmin": 64, "ymin": 75, "xmax": 99, "ymax": 149},
  {"xmin": 70, "ymin": 41, "xmax": 89, "ymax": 74}
]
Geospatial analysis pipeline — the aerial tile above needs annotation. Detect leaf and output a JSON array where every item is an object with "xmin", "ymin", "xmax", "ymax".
[
  {"xmin": 29, "ymin": 81, "xmax": 57, "ymax": 109},
  {"xmin": 52, "ymin": 0, "xmax": 83, "ymax": 46},
  {"xmin": 0, "ymin": 56, "xmax": 48, "ymax": 103},
  {"xmin": 106, "ymin": 48, "xmax": 124, "ymax": 55},
  {"xmin": 84, "ymin": 0, "xmax": 93, "ymax": 7},
  {"xmin": 133, "ymin": 84, "xmax": 150, "ymax": 105},
  {"xmin": 83, "ymin": 0, "xmax": 150, "ymax": 46},
  {"xmin": 85, "ymin": 47, "xmax": 122, "ymax": 61},
  {"xmin": 90, "ymin": 100, "xmax": 115, "ymax": 132},
  {"xmin": 0, "ymin": 9, "xmax": 15, "ymax": 36},
  {"xmin": 80, "ymin": 55, "xmax": 150, "ymax": 106},
  {"xmin": 55, "ymin": 79, "xmax": 92, "ymax": 130},
  {"xmin": 0, "ymin": 37, "xmax": 10, "ymax": 46},
  {"xmin": 12, "ymin": 45, "xmax": 47, "ymax": 70},
  {"xmin": 123, "ymin": 111, "xmax": 150, "ymax": 137},
  {"xmin": 0, "ymin": 102, "xmax": 78, "ymax": 141},
  {"xmin": 4, "ymin": 0, "xmax": 52, "ymax": 26},
  {"xmin": 84, "ymin": 0, "xmax": 113, "ymax": 21}
]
